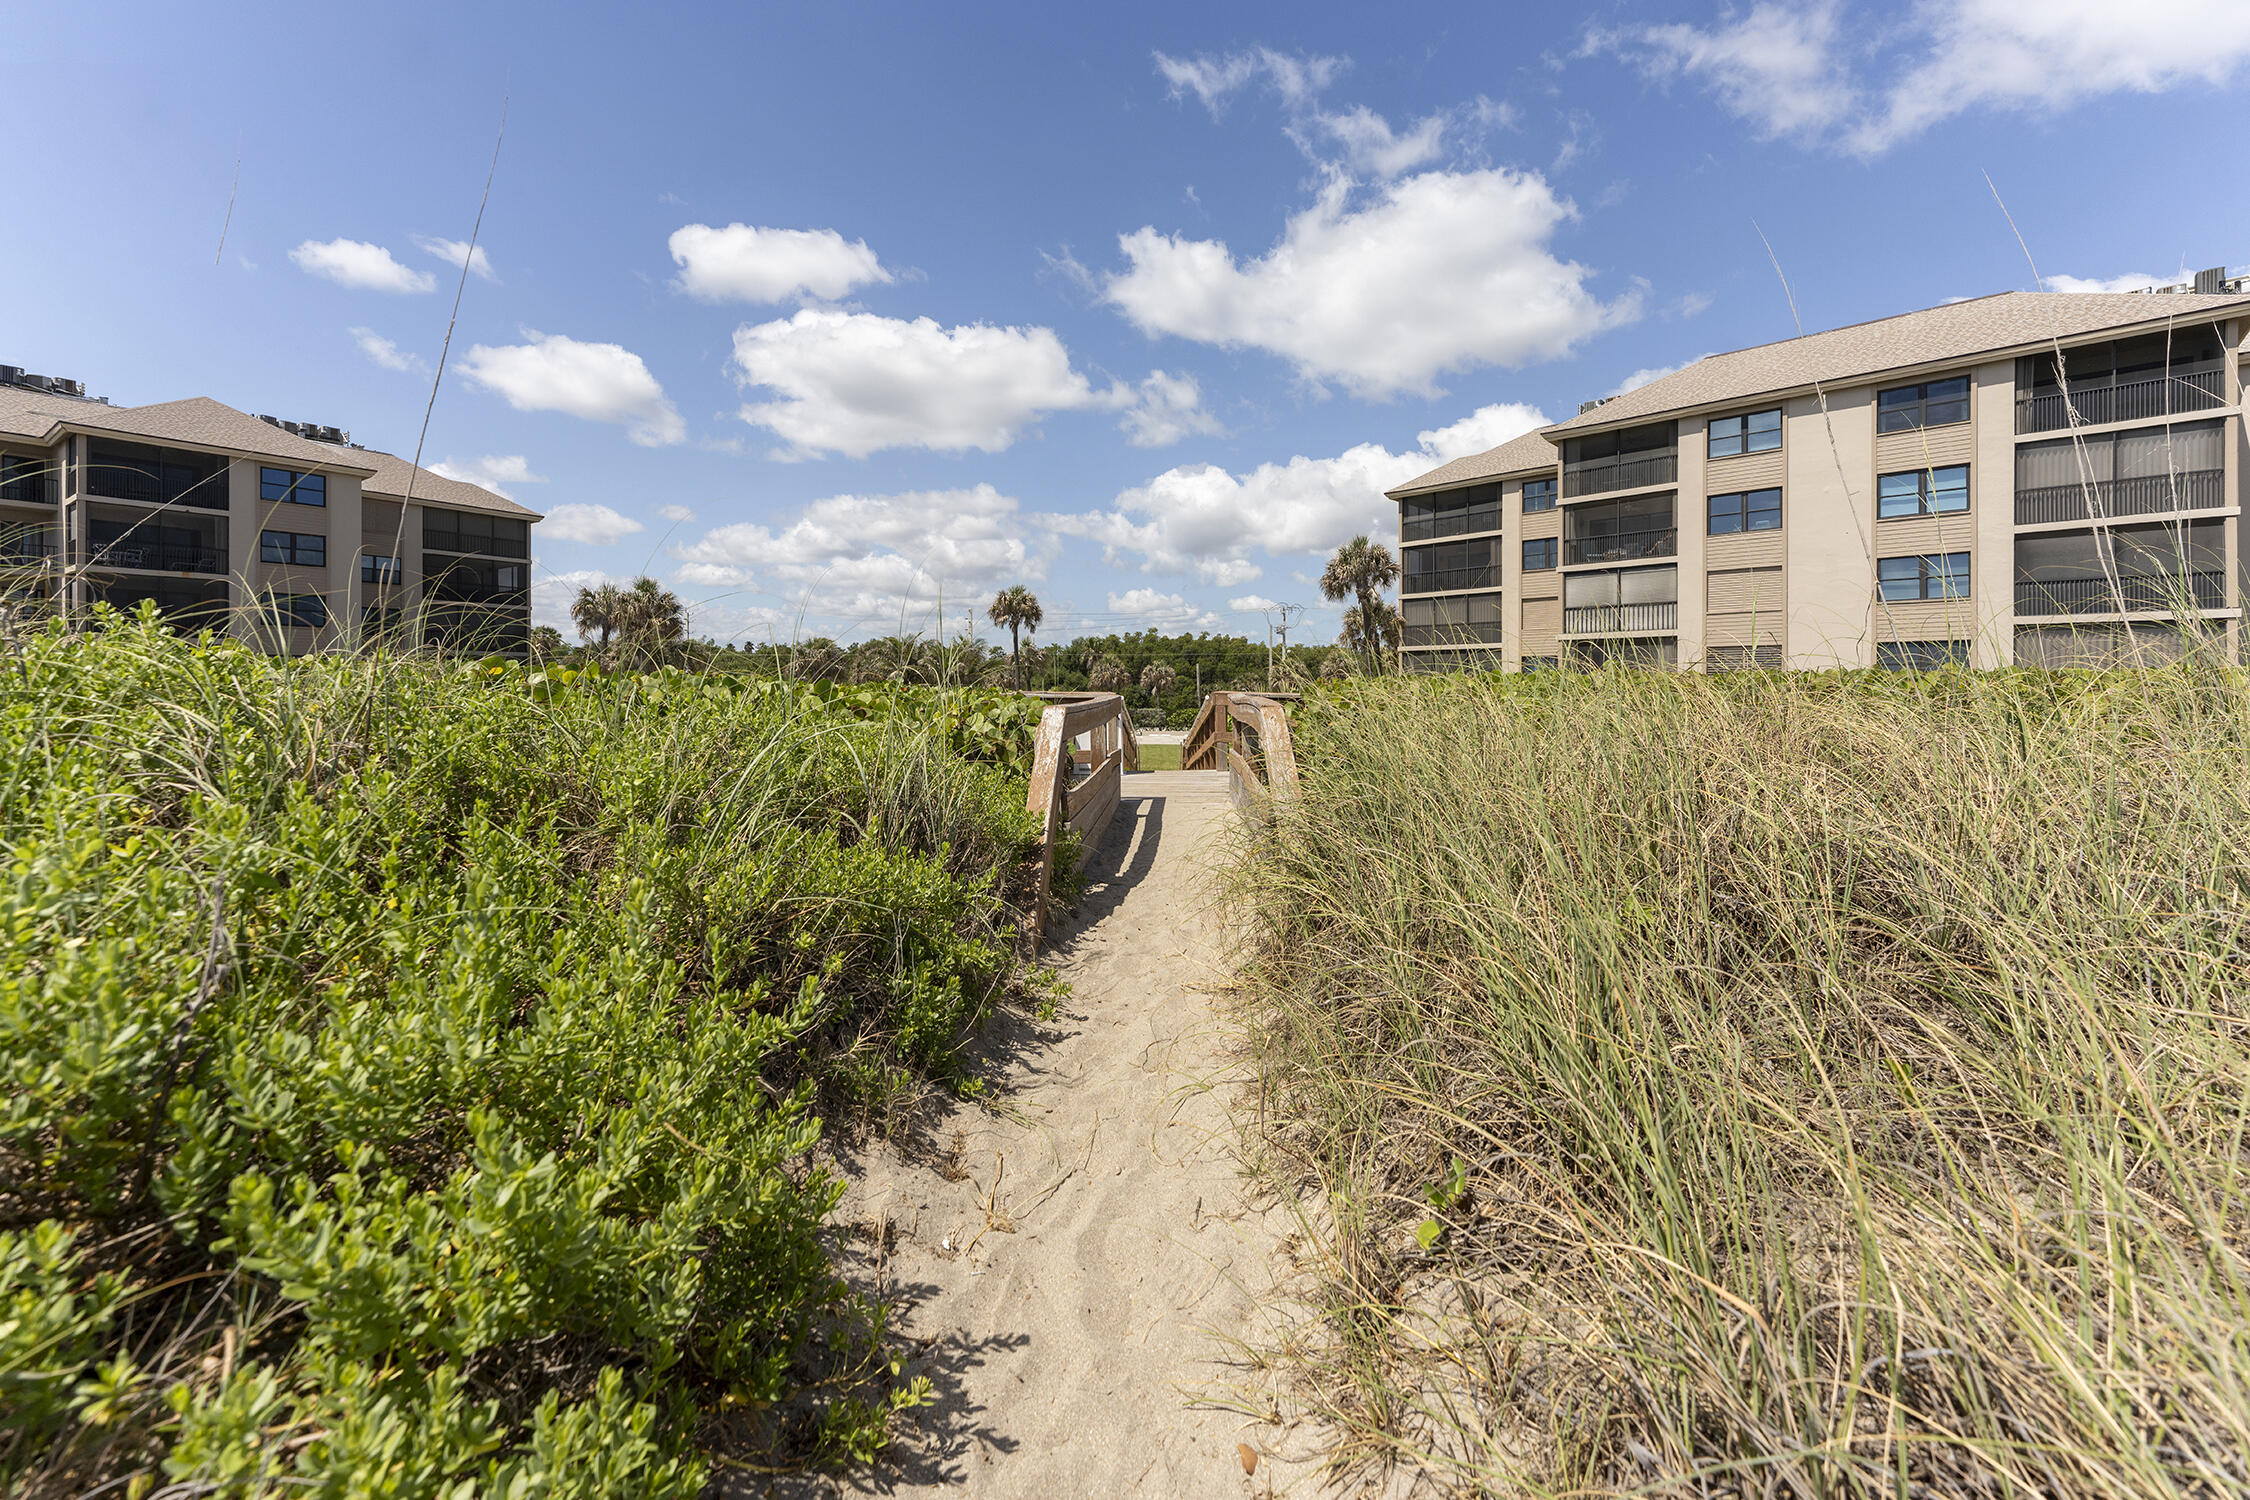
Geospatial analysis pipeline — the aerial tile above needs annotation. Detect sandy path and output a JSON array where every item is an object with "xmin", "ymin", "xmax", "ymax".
[{"xmin": 802, "ymin": 770, "xmax": 1313, "ymax": 1496}]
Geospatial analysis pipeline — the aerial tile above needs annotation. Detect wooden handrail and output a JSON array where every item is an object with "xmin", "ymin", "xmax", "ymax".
[{"xmin": 1021, "ymin": 691, "xmax": 1137, "ymax": 948}]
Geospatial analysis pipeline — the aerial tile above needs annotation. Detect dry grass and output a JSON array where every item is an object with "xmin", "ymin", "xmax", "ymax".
[{"xmin": 1227, "ymin": 660, "xmax": 2250, "ymax": 1497}]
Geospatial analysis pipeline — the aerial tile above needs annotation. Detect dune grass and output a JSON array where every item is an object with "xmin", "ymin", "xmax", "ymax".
[{"xmin": 1228, "ymin": 662, "xmax": 2250, "ymax": 1497}]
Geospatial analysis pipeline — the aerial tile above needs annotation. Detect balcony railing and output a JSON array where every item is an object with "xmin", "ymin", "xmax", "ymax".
[
  {"xmin": 1563, "ymin": 450, "xmax": 1678, "ymax": 499},
  {"xmin": 2014, "ymin": 571, "xmax": 2225, "ymax": 616},
  {"xmin": 1401, "ymin": 564, "xmax": 1501, "ymax": 595},
  {"xmin": 2014, "ymin": 469, "xmax": 2225, "ymax": 526},
  {"xmin": 0, "ymin": 473, "xmax": 56, "ymax": 505},
  {"xmin": 2014, "ymin": 366, "xmax": 2225, "ymax": 434},
  {"xmin": 91, "ymin": 542, "xmax": 228, "ymax": 574},
  {"xmin": 1564, "ymin": 601, "xmax": 1679, "ymax": 634},
  {"xmin": 1402, "ymin": 621, "xmax": 1505, "ymax": 646},
  {"xmin": 0, "ymin": 540, "xmax": 56, "ymax": 565},
  {"xmin": 1566, "ymin": 528, "xmax": 1677, "ymax": 566}
]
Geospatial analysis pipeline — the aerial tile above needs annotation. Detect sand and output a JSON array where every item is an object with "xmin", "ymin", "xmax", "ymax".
[{"xmin": 786, "ymin": 770, "xmax": 1318, "ymax": 1496}]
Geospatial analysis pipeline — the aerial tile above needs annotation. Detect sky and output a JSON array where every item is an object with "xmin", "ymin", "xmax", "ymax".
[{"xmin": 6, "ymin": 1, "xmax": 2247, "ymax": 649}]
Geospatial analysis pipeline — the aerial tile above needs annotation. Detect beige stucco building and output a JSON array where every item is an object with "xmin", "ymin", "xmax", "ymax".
[
  {"xmin": 0, "ymin": 369, "xmax": 538, "ymax": 654},
  {"xmin": 1388, "ymin": 282, "xmax": 2250, "ymax": 671}
]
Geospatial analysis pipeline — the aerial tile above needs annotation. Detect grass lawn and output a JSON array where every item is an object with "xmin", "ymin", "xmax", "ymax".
[{"xmin": 1134, "ymin": 742, "xmax": 1182, "ymax": 771}]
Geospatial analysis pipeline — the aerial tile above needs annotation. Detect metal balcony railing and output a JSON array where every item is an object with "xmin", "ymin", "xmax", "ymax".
[
  {"xmin": 2014, "ymin": 367, "xmax": 2224, "ymax": 434},
  {"xmin": 0, "ymin": 540, "xmax": 56, "ymax": 565},
  {"xmin": 0, "ymin": 473, "xmax": 56, "ymax": 505},
  {"xmin": 2013, "ymin": 469, "xmax": 2225, "ymax": 525},
  {"xmin": 1401, "ymin": 564, "xmax": 1501, "ymax": 596},
  {"xmin": 1563, "ymin": 450, "xmax": 1678, "ymax": 499},
  {"xmin": 1564, "ymin": 601, "xmax": 1679, "ymax": 634},
  {"xmin": 2014, "ymin": 571, "xmax": 2225, "ymax": 616},
  {"xmin": 91, "ymin": 542, "xmax": 228, "ymax": 574},
  {"xmin": 1566, "ymin": 528, "xmax": 1678, "ymax": 566}
]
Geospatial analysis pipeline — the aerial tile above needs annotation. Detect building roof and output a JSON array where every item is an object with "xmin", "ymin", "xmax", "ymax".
[
  {"xmin": 1386, "ymin": 428, "xmax": 1556, "ymax": 500},
  {"xmin": 1543, "ymin": 290, "xmax": 2250, "ymax": 437},
  {"xmin": 0, "ymin": 386, "xmax": 535, "ymax": 519}
]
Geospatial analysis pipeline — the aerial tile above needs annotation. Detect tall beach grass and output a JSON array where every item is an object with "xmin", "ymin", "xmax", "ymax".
[{"xmin": 1229, "ymin": 663, "xmax": 2250, "ymax": 1497}]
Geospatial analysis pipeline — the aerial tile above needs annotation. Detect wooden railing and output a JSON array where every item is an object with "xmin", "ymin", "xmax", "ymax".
[
  {"xmin": 1182, "ymin": 691, "xmax": 1300, "ymax": 811},
  {"xmin": 1021, "ymin": 692, "xmax": 1138, "ymax": 948}
]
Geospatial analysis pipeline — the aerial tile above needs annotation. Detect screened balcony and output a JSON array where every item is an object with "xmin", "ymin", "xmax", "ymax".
[
  {"xmin": 1565, "ymin": 492, "xmax": 1676, "ymax": 565},
  {"xmin": 88, "ymin": 576, "xmax": 231, "ymax": 626},
  {"xmin": 84, "ymin": 441, "xmax": 231, "ymax": 510},
  {"xmin": 2013, "ymin": 520, "xmax": 2225, "ymax": 616},
  {"xmin": 2014, "ymin": 327, "xmax": 2226, "ymax": 433},
  {"xmin": 0, "ymin": 523, "xmax": 56, "ymax": 566},
  {"xmin": 424, "ymin": 509, "xmax": 530, "ymax": 559},
  {"xmin": 1563, "ymin": 422, "xmax": 1677, "ymax": 498},
  {"xmin": 426, "ymin": 555, "xmax": 529, "ymax": 605},
  {"xmin": 0, "ymin": 453, "xmax": 57, "ymax": 505},
  {"xmin": 2014, "ymin": 420, "xmax": 2225, "ymax": 525},
  {"xmin": 1399, "ymin": 482, "xmax": 1501, "ymax": 542},
  {"xmin": 1401, "ymin": 537, "xmax": 1500, "ymax": 595},
  {"xmin": 1402, "ymin": 591, "xmax": 1503, "ymax": 646},
  {"xmin": 87, "ymin": 509, "xmax": 228, "ymax": 574},
  {"xmin": 1564, "ymin": 564, "xmax": 1678, "ymax": 635}
]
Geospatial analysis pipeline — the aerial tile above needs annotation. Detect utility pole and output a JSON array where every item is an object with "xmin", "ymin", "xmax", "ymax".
[{"xmin": 1260, "ymin": 602, "xmax": 1307, "ymax": 688}]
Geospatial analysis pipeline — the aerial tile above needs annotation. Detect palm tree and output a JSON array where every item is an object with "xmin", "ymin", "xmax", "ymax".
[
  {"xmin": 1319, "ymin": 649, "xmax": 1356, "ymax": 680},
  {"xmin": 1089, "ymin": 656, "xmax": 1130, "ymax": 694},
  {"xmin": 615, "ymin": 577, "xmax": 687, "ymax": 664},
  {"xmin": 1139, "ymin": 661, "xmax": 1176, "ymax": 706},
  {"xmin": 987, "ymin": 585, "xmax": 1043, "ymax": 689},
  {"xmin": 570, "ymin": 582, "xmax": 626, "ymax": 651},
  {"xmin": 1338, "ymin": 600, "xmax": 1401, "ymax": 666},
  {"xmin": 1321, "ymin": 535, "xmax": 1402, "ymax": 673}
]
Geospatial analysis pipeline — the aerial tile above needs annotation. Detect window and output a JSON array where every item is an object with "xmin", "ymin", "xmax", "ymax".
[
  {"xmin": 1707, "ymin": 488, "xmax": 1782, "ymax": 535},
  {"xmin": 362, "ymin": 554, "xmax": 402, "ymax": 585},
  {"xmin": 1707, "ymin": 409, "xmax": 1781, "ymax": 459},
  {"xmin": 1521, "ymin": 655, "xmax": 1560, "ymax": 672},
  {"xmin": 1521, "ymin": 477, "xmax": 1557, "ymax": 513},
  {"xmin": 1878, "ymin": 464, "xmax": 1969, "ymax": 519},
  {"xmin": 1877, "ymin": 376, "xmax": 1970, "ymax": 432},
  {"xmin": 1399, "ymin": 483, "xmax": 1500, "ymax": 542},
  {"xmin": 260, "ymin": 530, "xmax": 326, "ymax": 566},
  {"xmin": 264, "ymin": 592, "xmax": 328, "ymax": 629},
  {"xmin": 260, "ymin": 467, "xmax": 327, "ymax": 507},
  {"xmin": 1876, "ymin": 640, "xmax": 1968, "ymax": 670},
  {"xmin": 1522, "ymin": 537, "xmax": 1558, "ymax": 571},
  {"xmin": 1878, "ymin": 552, "xmax": 1970, "ymax": 602},
  {"xmin": 425, "ymin": 509, "xmax": 530, "ymax": 558}
]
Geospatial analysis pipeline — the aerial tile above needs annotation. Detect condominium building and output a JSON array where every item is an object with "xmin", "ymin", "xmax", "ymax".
[
  {"xmin": 1388, "ymin": 276, "xmax": 2250, "ymax": 671},
  {"xmin": 0, "ymin": 367, "xmax": 539, "ymax": 653}
]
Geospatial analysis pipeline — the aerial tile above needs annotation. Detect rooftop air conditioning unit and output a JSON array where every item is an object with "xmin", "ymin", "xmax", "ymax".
[
  {"xmin": 0, "ymin": 366, "xmax": 20, "ymax": 386},
  {"xmin": 2194, "ymin": 266, "xmax": 2227, "ymax": 295}
]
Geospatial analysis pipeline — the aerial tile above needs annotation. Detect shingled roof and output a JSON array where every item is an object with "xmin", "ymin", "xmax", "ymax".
[
  {"xmin": 0, "ymin": 387, "xmax": 536, "ymax": 519},
  {"xmin": 1544, "ymin": 290, "xmax": 2250, "ymax": 437},
  {"xmin": 1387, "ymin": 429, "xmax": 1556, "ymax": 500}
]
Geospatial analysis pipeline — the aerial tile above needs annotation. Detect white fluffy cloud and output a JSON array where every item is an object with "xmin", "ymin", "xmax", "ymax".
[
  {"xmin": 2046, "ymin": 271, "xmax": 2171, "ymax": 293},
  {"xmin": 1593, "ymin": 0, "xmax": 2250, "ymax": 155},
  {"xmin": 1605, "ymin": 355, "xmax": 1711, "ymax": 399},
  {"xmin": 1228, "ymin": 593, "xmax": 1283, "ymax": 613},
  {"xmin": 428, "ymin": 454, "xmax": 545, "ymax": 499},
  {"xmin": 1105, "ymin": 170, "xmax": 1638, "ymax": 399},
  {"xmin": 1050, "ymin": 401, "xmax": 1547, "ymax": 584},
  {"xmin": 1155, "ymin": 47, "xmax": 1345, "ymax": 113},
  {"xmin": 673, "ymin": 484, "xmax": 1054, "ymax": 622},
  {"xmin": 459, "ymin": 331, "xmax": 686, "ymax": 447},
  {"xmin": 657, "ymin": 503, "xmax": 696, "ymax": 523},
  {"xmin": 669, "ymin": 223, "xmax": 892, "ymax": 303},
  {"xmin": 1105, "ymin": 589, "xmax": 1226, "ymax": 632},
  {"xmin": 730, "ymin": 310, "xmax": 1201, "ymax": 458},
  {"xmin": 290, "ymin": 238, "xmax": 435, "ymax": 294},
  {"xmin": 350, "ymin": 327, "xmax": 423, "ymax": 373},
  {"xmin": 413, "ymin": 235, "xmax": 496, "ymax": 281},
  {"xmin": 539, "ymin": 504, "xmax": 645, "ymax": 546},
  {"xmin": 534, "ymin": 568, "xmax": 620, "ymax": 633}
]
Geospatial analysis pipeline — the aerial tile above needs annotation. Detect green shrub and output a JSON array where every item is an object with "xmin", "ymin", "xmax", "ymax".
[{"xmin": 0, "ymin": 610, "xmax": 1045, "ymax": 1492}]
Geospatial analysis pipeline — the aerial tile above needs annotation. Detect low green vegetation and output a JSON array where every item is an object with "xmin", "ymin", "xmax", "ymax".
[
  {"xmin": 1, "ymin": 611, "xmax": 1053, "ymax": 1493},
  {"xmin": 1231, "ymin": 663, "xmax": 2250, "ymax": 1497}
]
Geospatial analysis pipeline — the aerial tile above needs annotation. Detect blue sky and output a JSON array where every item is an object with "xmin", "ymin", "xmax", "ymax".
[{"xmin": 7, "ymin": 1, "xmax": 2247, "ymax": 646}]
